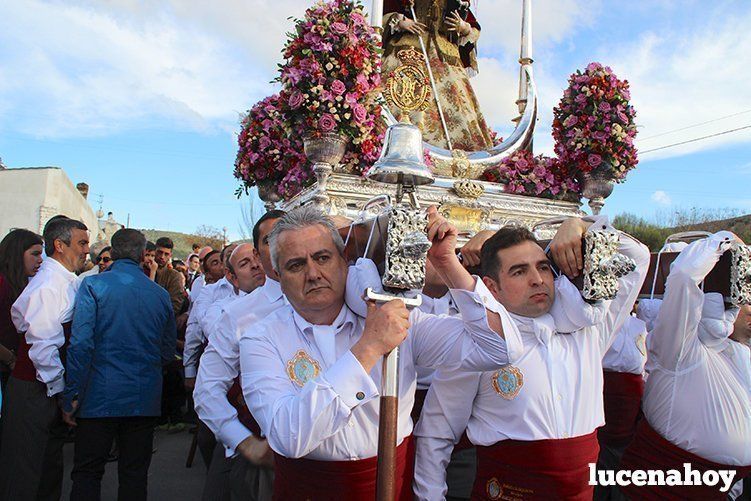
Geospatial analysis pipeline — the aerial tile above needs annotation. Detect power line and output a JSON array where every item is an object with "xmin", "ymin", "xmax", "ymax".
[
  {"xmin": 640, "ymin": 108, "xmax": 751, "ymax": 141},
  {"xmin": 640, "ymin": 124, "xmax": 751, "ymax": 154}
]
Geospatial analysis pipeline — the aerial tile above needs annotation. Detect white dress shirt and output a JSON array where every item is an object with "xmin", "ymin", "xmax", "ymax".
[
  {"xmin": 642, "ymin": 231, "xmax": 751, "ymax": 466},
  {"xmin": 412, "ymin": 219, "xmax": 649, "ymax": 500},
  {"xmin": 240, "ymin": 280, "xmax": 516, "ymax": 462},
  {"xmin": 201, "ymin": 288, "xmax": 246, "ymax": 338},
  {"xmin": 602, "ymin": 316, "xmax": 648, "ymax": 375},
  {"xmin": 416, "ymin": 293, "xmax": 458, "ymax": 389},
  {"xmin": 194, "ymin": 278, "xmax": 285, "ymax": 456},
  {"xmin": 11, "ymin": 258, "xmax": 80, "ymax": 396},
  {"xmin": 189, "ymin": 274, "xmax": 206, "ymax": 302},
  {"xmin": 184, "ymin": 277, "xmax": 234, "ymax": 378}
]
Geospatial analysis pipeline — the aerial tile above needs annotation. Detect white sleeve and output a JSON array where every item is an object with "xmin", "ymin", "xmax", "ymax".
[
  {"xmin": 240, "ymin": 327, "xmax": 379, "ymax": 459},
  {"xmin": 183, "ymin": 286, "xmax": 213, "ymax": 378},
  {"xmin": 649, "ymin": 231, "xmax": 734, "ymax": 372},
  {"xmin": 588, "ymin": 215, "xmax": 651, "ymax": 353},
  {"xmin": 194, "ymin": 310, "xmax": 251, "ymax": 456},
  {"xmin": 409, "ymin": 279, "xmax": 523, "ymax": 372},
  {"xmin": 413, "ymin": 369, "xmax": 480, "ymax": 500},
  {"xmin": 15, "ymin": 286, "xmax": 67, "ymax": 396}
]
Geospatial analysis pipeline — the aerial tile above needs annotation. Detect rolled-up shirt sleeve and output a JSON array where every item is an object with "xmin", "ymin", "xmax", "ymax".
[{"xmin": 240, "ymin": 327, "xmax": 378, "ymax": 459}]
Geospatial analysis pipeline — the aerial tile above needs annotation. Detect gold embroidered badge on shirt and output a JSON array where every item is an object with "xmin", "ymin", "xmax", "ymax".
[
  {"xmin": 635, "ymin": 334, "xmax": 647, "ymax": 356},
  {"xmin": 486, "ymin": 477, "xmax": 503, "ymax": 500},
  {"xmin": 286, "ymin": 350, "xmax": 321, "ymax": 388},
  {"xmin": 492, "ymin": 366, "xmax": 524, "ymax": 400}
]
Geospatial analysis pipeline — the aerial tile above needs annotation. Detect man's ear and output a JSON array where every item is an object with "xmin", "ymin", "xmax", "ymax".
[{"xmin": 482, "ymin": 275, "xmax": 501, "ymax": 297}]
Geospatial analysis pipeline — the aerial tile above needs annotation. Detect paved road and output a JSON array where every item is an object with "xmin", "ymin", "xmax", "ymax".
[{"xmin": 62, "ymin": 429, "xmax": 206, "ymax": 500}]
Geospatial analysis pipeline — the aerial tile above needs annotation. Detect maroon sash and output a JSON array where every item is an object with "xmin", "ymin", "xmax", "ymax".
[
  {"xmin": 472, "ymin": 431, "xmax": 599, "ymax": 500},
  {"xmin": 598, "ymin": 371, "xmax": 644, "ymax": 448},
  {"xmin": 226, "ymin": 376, "xmax": 261, "ymax": 436},
  {"xmin": 273, "ymin": 436, "xmax": 414, "ymax": 500},
  {"xmin": 12, "ymin": 321, "xmax": 72, "ymax": 383},
  {"xmin": 620, "ymin": 420, "xmax": 751, "ymax": 500}
]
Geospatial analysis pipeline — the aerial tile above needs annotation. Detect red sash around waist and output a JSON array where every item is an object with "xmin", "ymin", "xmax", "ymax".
[
  {"xmin": 472, "ymin": 431, "xmax": 599, "ymax": 500},
  {"xmin": 226, "ymin": 376, "xmax": 261, "ymax": 437},
  {"xmin": 619, "ymin": 419, "xmax": 751, "ymax": 500},
  {"xmin": 273, "ymin": 436, "xmax": 414, "ymax": 501},
  {"xmin": 598, "ymin": 370, "xmax": 644, "ymax": 448},
  {"xmin": 12, "ymin": 321, "xmax": 72, "ymax": 383}
]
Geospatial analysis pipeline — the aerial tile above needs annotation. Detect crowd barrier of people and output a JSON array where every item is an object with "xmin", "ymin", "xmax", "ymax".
[{"xmin": 0, "ymin": 207, "xmax": 748, "ymax": 501}]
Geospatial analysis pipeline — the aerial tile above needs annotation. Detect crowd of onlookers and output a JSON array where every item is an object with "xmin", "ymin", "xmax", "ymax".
[{"xmin": 0, "ymin": 216, "xmax": 232, "ymax": 500}]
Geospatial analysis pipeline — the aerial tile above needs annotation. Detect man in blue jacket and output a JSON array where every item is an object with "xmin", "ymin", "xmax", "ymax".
[{"xmin": 62, "ymin": 228, "xmax": 176, "ymax": 501}]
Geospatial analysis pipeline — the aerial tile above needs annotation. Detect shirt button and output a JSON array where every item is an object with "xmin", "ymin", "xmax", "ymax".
[
  {"xmin": 557, "ymin": 394, "xmax": 562, "ymax": 401},
  {"xmin": 563, "ymin": 433, "xmax": 569, "ymax": 438},
  {"xmin": 356, "ymin": 391, "xmax": 365, "ymax": 401}
]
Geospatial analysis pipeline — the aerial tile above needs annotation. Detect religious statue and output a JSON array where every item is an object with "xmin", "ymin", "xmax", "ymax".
[{"xmin": 382, "ymin": 0, "xmax": 495, "ymax": 151}]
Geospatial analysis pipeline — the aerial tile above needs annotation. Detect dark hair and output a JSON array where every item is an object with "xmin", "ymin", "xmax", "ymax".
[
  {"xmin": 220, "ymin": 244, "xmax": 233, "ymax": 263},
  {"xmin": 480, "ymin": 226, "xmax": 540, "ymax": 279},
  {"xmin": 145, "ymin": 241, "xmax": 156, "ymax": 252},
  {"xmin": 43, "ymin": 218, "xmax": 88, "ymax": 257},
  {"xmin": 192, "ymin": 243, "xmax": 200, "ymax": 251},
  {"xmin": 95, "ymin": 246, "xmax": 112, "ymax": 263},
  {"xmin": 111, "ymin": 229, "xmax": 147, "ymax": 263},
  {"xmin": 155, "ymin": 237, "xmax": 174, "ymax": 250},
  {"xmin": 172, "ymin": 259, "xmax": 185, "ymax": 268},
  {"xmin": 0, "ymin": 229, "xmax": 44, "ymax": 301},
  {"xmin": 253, "ymin": 210, "xmax": 286, "ymax": 250},
  {"xmin": 203, "ymin": 249, "xmax": 220, "ymax": 266}
]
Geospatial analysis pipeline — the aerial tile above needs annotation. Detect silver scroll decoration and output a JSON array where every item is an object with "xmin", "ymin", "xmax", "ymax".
[
  {"xmin": 730, "ymin": 243, "xmax": 751, "ymax": 306},
  {"xmin": 382, "ymin": 206, "xmax": 431, "ymax": 291},
  {"xmin": 581, "ymin": 229, "xmax": 637, "ymax": 301}
]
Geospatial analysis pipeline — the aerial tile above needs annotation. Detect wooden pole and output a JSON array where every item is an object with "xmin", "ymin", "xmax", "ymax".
[{"xmin": 376, "ymin": 347, "xmax": 399, "ymax": 501}]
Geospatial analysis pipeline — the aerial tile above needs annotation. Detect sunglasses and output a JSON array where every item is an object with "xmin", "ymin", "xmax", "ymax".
[{"xmin": 100, "ymin": 257, "xmax": 112, "ymax": 263}]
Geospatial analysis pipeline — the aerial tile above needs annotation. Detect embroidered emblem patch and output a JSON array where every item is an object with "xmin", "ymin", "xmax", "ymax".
[
  {"xmin": 492, "ymin": 366, "xmax": 524, "ymax": 400},
  {"xmin": 486, "ymin": 477, "xmax": 502, "ymax": 500},
  {"xmin": 635, "ymin": 334, "xmax": 647, "ymax": 356},
  {"xmin": 286, "ymin": 350, "xmax": 321, "ymax": 388}
]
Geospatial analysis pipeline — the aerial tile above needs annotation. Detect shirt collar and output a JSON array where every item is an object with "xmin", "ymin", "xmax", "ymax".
[
  {"xmin": 292, "ymin": 303, "xmax": 356, "ymax": 337},
  {"xmin": 509, "ymin": 312, "xmax": 557, "ymax": 346},
  {"xmin": 43, "ymin": 257, "xmax": 77, "ymax": 280},
  {"xmin": 262, "ymin": 277, "xmax": 283, "ymax": 302}
]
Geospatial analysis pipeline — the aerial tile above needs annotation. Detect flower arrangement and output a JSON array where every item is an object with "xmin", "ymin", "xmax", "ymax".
[
  {"xmin": 277, "ymin": 0, "xmax": 385, "ymax": 177},
  {"xmin": 481, "ymin": 150, "xmax": 579, "ymax": 199},
  {"xmin": 233, "ymin": 95, "xmax": 307, "ymax": 197},
  {"xmin": 552, "ymin": 62, "xmax": 638, "ymax": 182}
]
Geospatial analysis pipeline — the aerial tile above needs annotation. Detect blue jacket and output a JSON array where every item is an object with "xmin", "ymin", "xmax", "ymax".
[{"xmin": 63, "ymin": 259, "xmax": 176, "ymax": 418}]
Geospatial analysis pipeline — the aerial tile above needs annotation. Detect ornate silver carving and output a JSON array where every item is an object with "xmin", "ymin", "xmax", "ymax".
[
  {"xmin": 382, "ymin": 206, "xmax": 431, "ymax": 291},
  {"xmin": 730, "ymin": 243, "xmax": 751, "ymax": 306},
  {"xmin": 581, "ymin": 230, "xmax": 636, "ymax": 301}
]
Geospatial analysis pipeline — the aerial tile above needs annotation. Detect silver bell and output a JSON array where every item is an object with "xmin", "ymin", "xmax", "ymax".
[{"xmin": 367, "ymin": 123, "xmax": 434, "ymax": 186}]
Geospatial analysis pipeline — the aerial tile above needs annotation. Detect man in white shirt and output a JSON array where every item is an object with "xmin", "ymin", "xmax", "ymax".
[
  {"xmin": 620, "ymin": 231, "xmax": 751, "ymax": 499},
  {"xmin": 195, "ymin": 209, "xmax": 285, "ymax": 501},
  {"xmin": 413, "ymin": 216, "xmax": 649, "ymax": 500},
  {"xmin": 197, "ymin": 242, "xmax": 266, "ymax": 501},
  {"xmin": 594, "ymin": 315, "xmax": 648, "ymax": 501},
  {"xmin": 0, "ymin": 216, "xmax": 90, "ymax": 501},
  {"xmin": 239, "ymin": 205, "xmax": 521, "ymax": 500}
]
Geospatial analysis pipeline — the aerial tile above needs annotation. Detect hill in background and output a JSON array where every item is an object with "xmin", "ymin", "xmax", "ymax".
[{"xmin": 140, "ymin": 229, "xmax": 223, "ymax": 261}]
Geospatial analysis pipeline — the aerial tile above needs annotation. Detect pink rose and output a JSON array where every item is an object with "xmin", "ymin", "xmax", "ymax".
[
  {"xmin": 599, "ymin": 102, "xmax": 611, "ymax": 113},
  {"xmin": 352, "ymin": 103, "xmax": 367, "ymax": 123},
  {"xmin": 587, "ymin": 154, "xmax": 602, "ymax": 168},
  {"xmin": 331, "ymin": 80, "xmax": 346, "ymax": 96},
  {"xmin": 318, "ymin": 114, "xmax": 337, "ymax": 132},
  {"xmin": 288, "ymin": 92, "xmax": 304, "ymax": 109},
  {"xmin": 330, "ymin": 22, "xmax": 348, "ymax": 34}
]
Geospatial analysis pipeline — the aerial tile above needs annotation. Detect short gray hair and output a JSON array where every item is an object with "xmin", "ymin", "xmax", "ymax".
[
  {"xmin": 268, "ymin": 205, "xmax": 345, "ymax": 272},
  {"xmin": 111, "ymin": 229, "xmax": 147, "ymax": 263}
]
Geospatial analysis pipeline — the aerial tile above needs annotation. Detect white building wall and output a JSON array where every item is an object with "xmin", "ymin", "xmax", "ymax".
[{"xmin": 0, "ymin": 167, "xmax": 101, "ymax": 241}]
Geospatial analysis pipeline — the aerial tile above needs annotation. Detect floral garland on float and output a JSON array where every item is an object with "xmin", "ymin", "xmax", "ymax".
[
  {"xmin": 234, "ymin": 0, "xmax": 385, "ymax": 202},
  {"xmin": 233, "ymin": 95, "xmax": 308, "ymax": 203},
  {"xmin": 552, "ymin": 62, "xmax": 638, "ymax": 212},
  {"xmin": 480, "ymin": 150, "xmax": 580, "ymax": 201}
]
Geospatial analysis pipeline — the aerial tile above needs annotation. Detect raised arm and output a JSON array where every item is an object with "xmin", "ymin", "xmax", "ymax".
[{"xmin": 649, "ymin": 231, "xmax": 736, "ymax": 371}]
